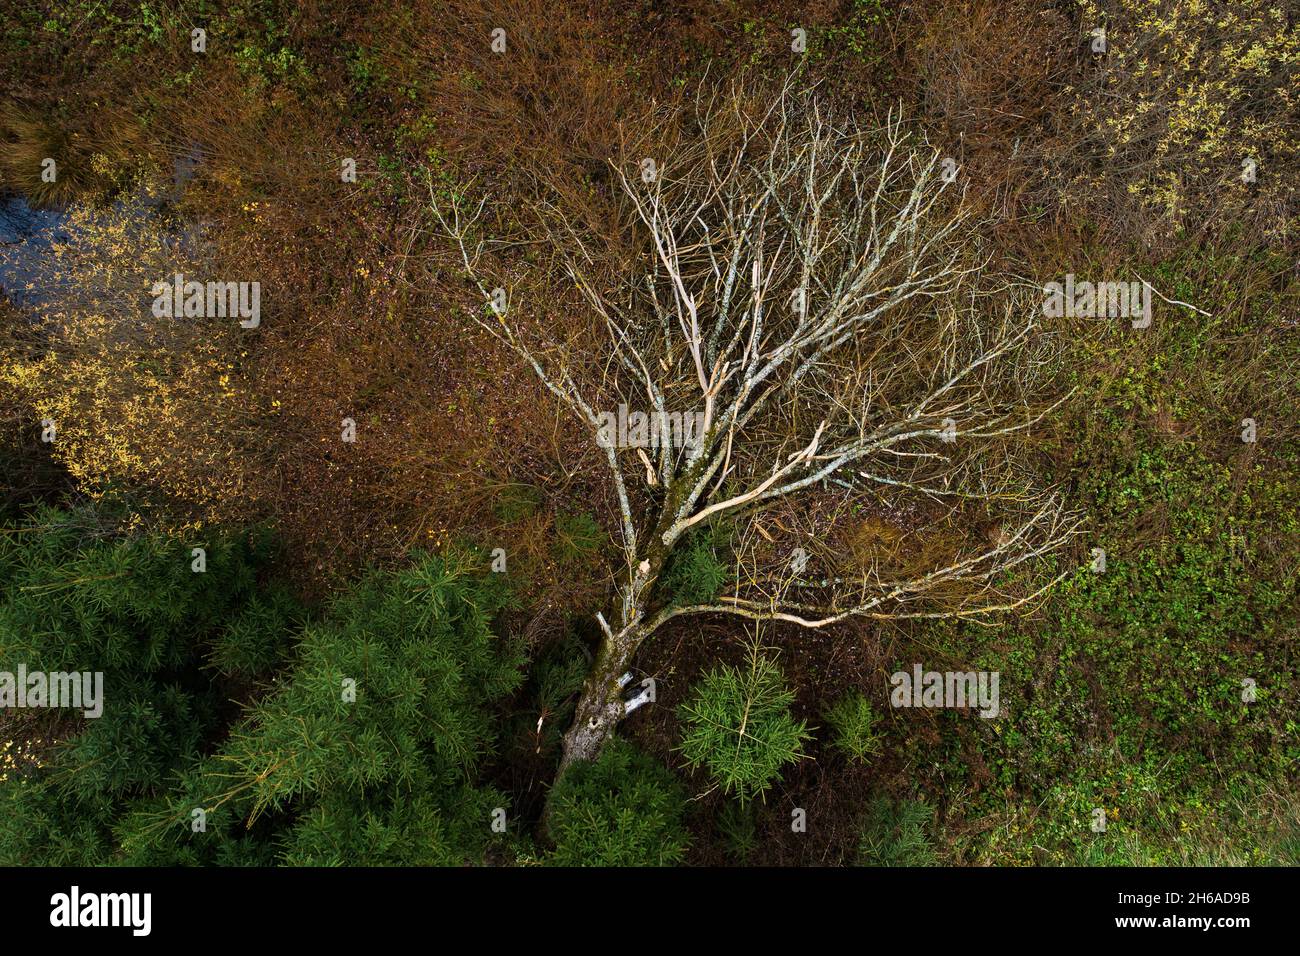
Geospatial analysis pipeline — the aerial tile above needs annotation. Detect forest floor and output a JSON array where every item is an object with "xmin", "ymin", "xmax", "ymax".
[{"xmin": 1, "ymin": 0, "xmax": 1297, "ymax": 865}]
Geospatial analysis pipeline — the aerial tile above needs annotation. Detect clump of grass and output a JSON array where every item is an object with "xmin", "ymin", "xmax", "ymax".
[{"xmin": 0, "ymin": 101, "xmax": 141, "ymax": 207}]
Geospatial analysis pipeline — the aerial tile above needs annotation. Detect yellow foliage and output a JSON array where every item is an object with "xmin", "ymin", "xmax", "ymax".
[
  {"xmin": 1, "ymin": 184, "xmax": 260, "ymax": 519},
  {"xmin": 1072, "ymin": 0, "xmax": 1298, "ymax": 240}
]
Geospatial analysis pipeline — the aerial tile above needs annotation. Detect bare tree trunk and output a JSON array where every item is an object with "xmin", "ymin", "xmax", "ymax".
[
  {"xmin": 558, "ymin": 622, "xmax": 645, "ymax": 771},
  {"xmin": 558, "ymin": 555, "xmax": 663, "ymax": 771}
]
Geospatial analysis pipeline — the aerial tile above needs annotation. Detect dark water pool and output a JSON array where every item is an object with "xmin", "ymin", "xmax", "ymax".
[
  {"xmin": 0, "ymin": 196, "xmax": 73, "ymax": 309},
  {"xmin": 0, "ymin": 147, "xmax": 205, "ymax": 312}
]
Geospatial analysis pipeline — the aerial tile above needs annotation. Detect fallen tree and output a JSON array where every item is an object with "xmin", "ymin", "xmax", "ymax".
[{"xmin": 436, "ymin": 79, "xmax": 1081, "ymax": 770}]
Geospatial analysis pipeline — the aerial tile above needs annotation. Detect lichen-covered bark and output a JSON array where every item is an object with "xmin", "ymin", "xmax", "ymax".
[
  {"xmin": 558, "ymin": 628, "xmax": 643, "ymax": 769},
  {"xmin": 558, "ymin": 555, "xmax": 663, "ymax": 771}
]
